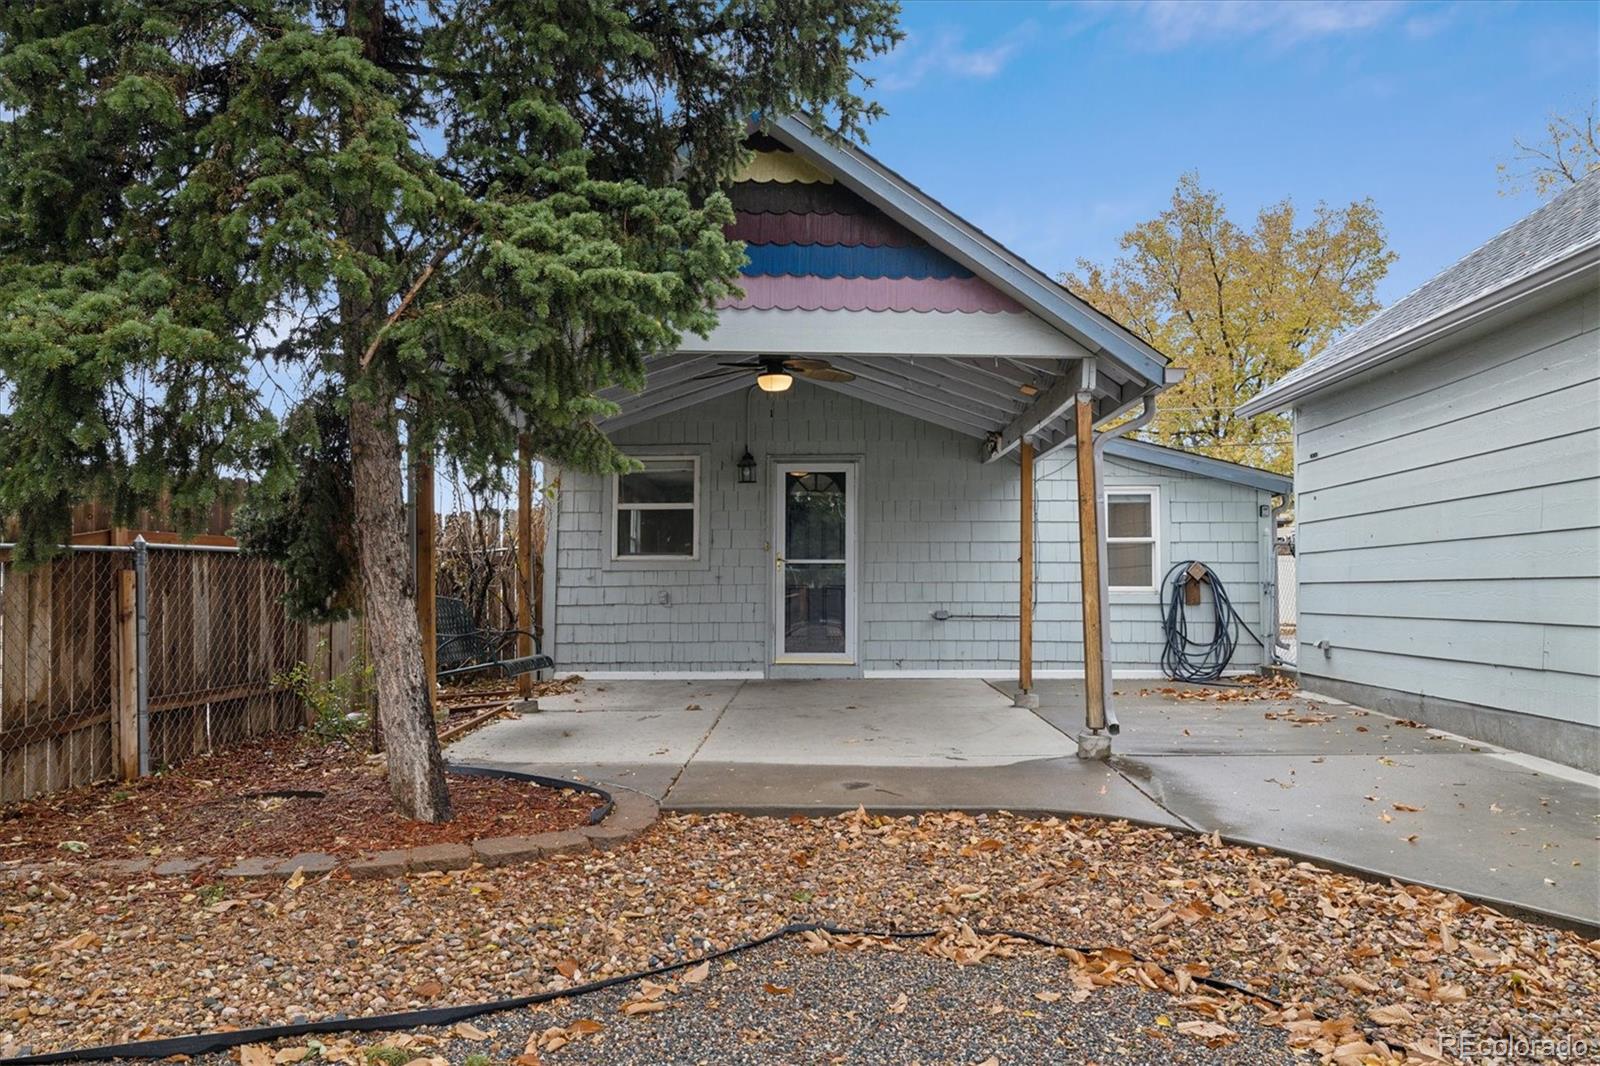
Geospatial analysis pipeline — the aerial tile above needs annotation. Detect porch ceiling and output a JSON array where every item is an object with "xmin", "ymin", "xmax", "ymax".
[{"xmin": 596, "ymin": 350, "xmax": 1150, "ymax": 459}]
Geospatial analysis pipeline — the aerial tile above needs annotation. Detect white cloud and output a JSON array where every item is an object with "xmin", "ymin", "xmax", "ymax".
[
  {"xmin": 873, "ymin": 24, "xmax": 1034, "ymax": 92},
  {"xmin": 1098, "ymin": 0, "xmax": 1410, "ymax": 50}
]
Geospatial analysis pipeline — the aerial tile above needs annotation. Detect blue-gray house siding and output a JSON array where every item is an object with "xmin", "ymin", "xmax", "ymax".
[
  {"xmin": 1292, "ymin": 287, "xmax": 1599, "ymax": 770},
  {"xmin": 547, "ymin": 383, "xmax": 1278, "ymax": 678}
]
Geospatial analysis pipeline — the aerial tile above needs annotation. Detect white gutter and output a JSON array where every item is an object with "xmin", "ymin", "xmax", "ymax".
[{"xmin": 1239, "ymin": 242, "xmax": 1600, "ymax": 417}]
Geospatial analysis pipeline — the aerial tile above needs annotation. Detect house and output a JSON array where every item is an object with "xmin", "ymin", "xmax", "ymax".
[
  {"xmin": 1239, "ymin": 171, "xmax": 1600, "ymax": 772},
  {"xmin": 538, "ymin": 116, "xmax": 1290, "ymax": 732}
]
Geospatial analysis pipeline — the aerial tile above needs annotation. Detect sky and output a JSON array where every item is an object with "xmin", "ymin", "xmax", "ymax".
[{"xmin": 852, "ymin": 0, "xmax": 1599, "ymax": 305}]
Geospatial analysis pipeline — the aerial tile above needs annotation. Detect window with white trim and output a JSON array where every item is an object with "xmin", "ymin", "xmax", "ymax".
[
  {"xmin": 1105, "ymin": 488, "xmax": 1158, "ymax": 591},
  {"xmin": 613, "ymin": 457, "xmax": 699, "ymax": 559}
]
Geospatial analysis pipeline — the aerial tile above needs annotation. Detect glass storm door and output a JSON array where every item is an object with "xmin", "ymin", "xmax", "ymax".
[{"xmin": 774, "ymin": 463, "xmax": 857, "ymax": 663}]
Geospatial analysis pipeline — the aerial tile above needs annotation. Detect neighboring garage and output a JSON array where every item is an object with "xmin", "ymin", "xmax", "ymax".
[{"xmin": 1240, "ymin": 170, "xmax": 1600, "ymax": 772}]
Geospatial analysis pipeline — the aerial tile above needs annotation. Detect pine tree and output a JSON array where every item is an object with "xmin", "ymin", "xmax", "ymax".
[{"xmin": 0, "ymin": 1, "xmax": 900, "ymax": 820}]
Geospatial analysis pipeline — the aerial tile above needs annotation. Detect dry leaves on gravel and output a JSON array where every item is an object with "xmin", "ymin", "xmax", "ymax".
[{"xmin": 2, "ymin": 808, "xmax": 1596, "ymax": 1063}]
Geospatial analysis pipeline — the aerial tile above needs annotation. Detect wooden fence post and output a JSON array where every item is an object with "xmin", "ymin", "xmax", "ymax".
[
  {"xmin": 516, "ymin": 436, "xmax": 535, "ymax": 698},
  {"xmin": 115, "ymin": 569, "xmax": 139, "ymax": 780}
]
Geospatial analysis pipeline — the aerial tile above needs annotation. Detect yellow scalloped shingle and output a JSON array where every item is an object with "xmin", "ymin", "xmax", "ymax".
[{"xmin": 734, "ymin": 151, "xmax": 834, "ymax": 185}]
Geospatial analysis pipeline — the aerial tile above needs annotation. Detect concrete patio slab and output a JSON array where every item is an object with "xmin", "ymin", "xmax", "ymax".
[
  {"xmin": 1026, "ymin": 679, "xmax": 1485, "ymax": 757},
  {"xmin": 444, "ymin": 676, "xmax": 1600, "ymax": 930},
  {"xmin": 665, "ymin": 756, "xmax": 1185, "ymax": 827},
  {"xmin": 698, "ymin": 679, "xmax": 1071, "ymax": 767},
  {"xmin": 446, "ymin": 708, "xmax": 716, "ymax": 799},
  {"xmin": 537, "ymin": 679, "xmax": 745, "ymax": 714},
  {"xmin": 1116, "ymin": 749, "xmax": 1600, "ymax": 928}
]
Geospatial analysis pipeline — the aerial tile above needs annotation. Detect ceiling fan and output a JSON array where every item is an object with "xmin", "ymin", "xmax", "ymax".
[{"xmin": 693, "ymin": 356, "xmax": 856, "ymax": 393}]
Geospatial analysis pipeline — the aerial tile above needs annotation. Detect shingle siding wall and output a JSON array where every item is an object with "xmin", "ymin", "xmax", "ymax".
[
  {"xmin": 553, "ymin": 382, "xmax": 1274, "ymax": 674},
  {"xmin": 1293, "ymin": 288, "xmax": 1600, "ymax": 728}
]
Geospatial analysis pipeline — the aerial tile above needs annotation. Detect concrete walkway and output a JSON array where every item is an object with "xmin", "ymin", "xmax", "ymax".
[{"xmin": 446, "ymin": 677, "xmax": 1600, "ymax": 931}]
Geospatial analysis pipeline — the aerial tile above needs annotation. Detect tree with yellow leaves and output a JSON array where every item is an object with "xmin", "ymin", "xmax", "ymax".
[{"xmin": 1066, "ymin": 174, "xmax": 1395, "ymax": 474}]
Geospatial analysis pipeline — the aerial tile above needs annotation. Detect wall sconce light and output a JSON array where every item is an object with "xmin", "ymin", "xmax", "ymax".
[{"xmin": 737, "ymin": 448, "xmax": 758, "ymax": 484}]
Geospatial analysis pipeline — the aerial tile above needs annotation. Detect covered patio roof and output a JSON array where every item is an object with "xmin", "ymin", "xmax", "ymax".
[
  {"xmin": 598, "ymin": 350, "xmax": 1159, "ymax": 460},
  {"xmin": 597, "ymin": 112, "xmax": 1179, "ymax": 462}
]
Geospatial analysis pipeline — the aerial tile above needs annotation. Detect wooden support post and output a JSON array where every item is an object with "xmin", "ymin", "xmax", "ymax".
[
  {"xmin": 515, "ymin": 436, "xmax": 535, "ymax": 698},
  {"xmin": 1018, "ymin": 437, "xmax": 1035, "ymax": 695},
  {"xmin": 115, "ymin": 569, "xmax": 139, "ymax": 780},
  {"xmin": 414, "ymin": 456, "xmax": 438, "ymax": 715},
  {"xmin": 1075, "ymin": 393, "xmax": 1107, "ymax": 732}
]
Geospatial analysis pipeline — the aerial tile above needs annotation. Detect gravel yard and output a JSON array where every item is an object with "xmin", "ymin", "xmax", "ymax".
[
  {"xmin": 165, "ymin": 937, "xmax": 1298, "ymax": 1066},
  {"xmin": 3, "ymin": 809, "xmax": 1596, "ymax": 1062}
]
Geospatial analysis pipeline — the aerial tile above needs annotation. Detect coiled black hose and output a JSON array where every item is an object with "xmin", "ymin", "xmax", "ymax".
[{"xmin": 1159, "ymin": 560, "xmax": 1258, "ymax": 683}]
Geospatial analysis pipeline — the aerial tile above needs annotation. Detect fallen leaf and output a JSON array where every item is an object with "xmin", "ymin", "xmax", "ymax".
[
  {"xmin": 239, "ymin": 1046, "xmax": 273, "ymax": 1066},
  {"xmin": 50, "ymin": 930, "xmax": 100, "ymax": 953},
  {"xmin": 887, "ymin": 992, "xmax": 909, "ymax": 1014},
  {"xmin": 273, "ymin": 1048, "xmax": 310, "ymax": 1064},
  {"xmin": 284, "ymin": 866, "xmax": 306, "ymax": 891},
  {"xmin": 1333, "ymin": 973, "xmax": 1380, "ymax": 994},
  {"xmin": 1368, "ymin": 1004, "xmax": 1418, "ymax": 1026},
  {"xmin": 681, "ymin": 961, "xmax": 710, "ymax": 984},
  {"xmin": 1391, "ymin": 803, "xmax": 1423, "ymax": 813},
  {"xmin": 569, "ymin": 1019, "xmax": 604, "ymax": 1035},
  {"xmin": 451, "ymin": 1023, "xmax": 489, "ymax": 1042},
  {"xmin": 1034, "ymin": 990, "xmax": 1062, "ymax": 1003},
  {"xmin": 621, "ymin": 999, "xmax": 668, "ymax": 1016},
  {"xmin": 762, "ymin": 982, "xmax": 794, "ymax": 995}
]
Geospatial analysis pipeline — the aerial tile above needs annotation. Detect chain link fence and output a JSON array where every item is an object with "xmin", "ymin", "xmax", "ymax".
[
  {"xmin": 1275, "ymin": 540, "xmax": 1298, "ymax": 665},
  {"xmin": 0, "ymin": 541, "xmax": 312, "ymax": 803}
]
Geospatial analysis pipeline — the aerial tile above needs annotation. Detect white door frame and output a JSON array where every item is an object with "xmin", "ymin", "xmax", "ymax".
[{"xmin": 771, "ymin": 459, "xmax": 859, "ymax": 665}]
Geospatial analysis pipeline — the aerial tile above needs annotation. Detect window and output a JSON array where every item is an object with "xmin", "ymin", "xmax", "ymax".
[
  {"xmin": 1105, "ymin": 488, "xmax": 1158, "ymax": 591},
  {"xmin": 613, "ymin": 457, "xmax": 699, "ymax": 559}
]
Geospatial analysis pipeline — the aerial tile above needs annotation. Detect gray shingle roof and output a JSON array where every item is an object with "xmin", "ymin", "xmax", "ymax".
[{"xmin": 1244, "ymin": 168, "xmax": 1600, "ymax": 412}]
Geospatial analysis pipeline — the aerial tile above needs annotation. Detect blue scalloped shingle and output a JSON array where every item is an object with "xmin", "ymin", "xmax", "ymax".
[{"xmin": 739, "ymin": 243, "xmax": 973, "ymax": 280}]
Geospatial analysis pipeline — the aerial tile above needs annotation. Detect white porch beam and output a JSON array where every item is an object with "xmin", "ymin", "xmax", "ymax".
[
  {"xmin": 827, "ymin": 356, "xmax": 1019, "ymax": 423},
  {"xmin": 600, "ymin": 373, "xmax": 753, "ymax": 432},
  {"xmin": 885, "ymin": 357, "xmax": 1041, "ymax": 409},
  {"xmin": 807, "ymin": 375, "xmax": 995, "ymax": 438},
  {"xmin": 985, "ymin": 359, "xmax": 1095, "ymax": 463}
]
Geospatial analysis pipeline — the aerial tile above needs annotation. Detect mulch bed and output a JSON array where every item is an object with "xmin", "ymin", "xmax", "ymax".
[
  {"xmin": 0, "ymin": 732, "xmax": 603, "ymax": 869},
  {"xmin": 2, "ymin": 810, "xmax": 1596, "ymax": 1061}
]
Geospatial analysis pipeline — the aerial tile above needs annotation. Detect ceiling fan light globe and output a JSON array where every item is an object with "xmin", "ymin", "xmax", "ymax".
[{"xmin": 756, "ymin": 371, "xmax": 794, "ymax": 393}]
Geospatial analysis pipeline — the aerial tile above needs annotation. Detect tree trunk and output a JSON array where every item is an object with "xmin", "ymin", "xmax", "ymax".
[
  {"xmin": 349, "ymin": 393, "xmax": 453, "ymax": 822},
  {"xmin": 335, "ymin": 0, "xmax": 451, "ymax": 823}
]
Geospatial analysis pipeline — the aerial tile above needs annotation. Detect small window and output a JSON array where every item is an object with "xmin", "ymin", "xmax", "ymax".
[
  {"xmin": 613, "ymin": 457, "xmax": 699, "ymax": 559},
  {"xmin": 1106, "ymin": 489, "xmax": 1157, "ymax": 591}
]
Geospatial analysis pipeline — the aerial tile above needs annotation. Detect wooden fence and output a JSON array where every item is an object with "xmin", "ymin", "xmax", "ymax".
[
  {"xmin": 0, "ymin": 545, "xmax": 314, "ymax": 803},
  {"xmin": 1, "ymin": 503, "xmax": 543, "ymax": 804}
]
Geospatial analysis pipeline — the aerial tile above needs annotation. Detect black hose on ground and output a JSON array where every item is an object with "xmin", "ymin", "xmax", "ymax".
[
  {"xmin": 1158, "ymin": 560, "xmax": 1266, "ymax": 684},
  {"xmin": 10, "ymin": 921, "xmax": 1291, "ymax": 1064}
]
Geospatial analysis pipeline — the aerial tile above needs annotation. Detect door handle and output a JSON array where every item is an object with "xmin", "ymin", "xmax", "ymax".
[{"xmin": 775, "ymin": 556, "xmax": 784, "ymax": 570}]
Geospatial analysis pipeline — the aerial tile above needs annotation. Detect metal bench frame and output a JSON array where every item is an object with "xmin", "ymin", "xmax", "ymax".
[{"xmin": 435, "ymin": 595, "xmax": 553, "ymax": 682}]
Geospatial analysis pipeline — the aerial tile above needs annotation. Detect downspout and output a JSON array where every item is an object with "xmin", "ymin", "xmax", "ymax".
[
  {"xmin": 1268, "ymin": 494, "xmax": 1288, "ymax": 665},
  {"xmin": 1089, "ymin": 395, "xmax": 1157, "ymax": 736}
]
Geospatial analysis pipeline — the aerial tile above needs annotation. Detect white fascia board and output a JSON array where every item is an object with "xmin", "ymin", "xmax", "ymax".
[{"xmin": 677, "ymin": 308, "xmax": 1090, "ymax": 360}]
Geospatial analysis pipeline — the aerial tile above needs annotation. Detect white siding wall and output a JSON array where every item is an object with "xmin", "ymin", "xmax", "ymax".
[
  {"xmin": 1293, "ymin": 289, "xmax": 1600, "ymax": 728},
  {"xmin": 553, "ymin": 383, "xmax": 1274, "ymax": 675}
]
